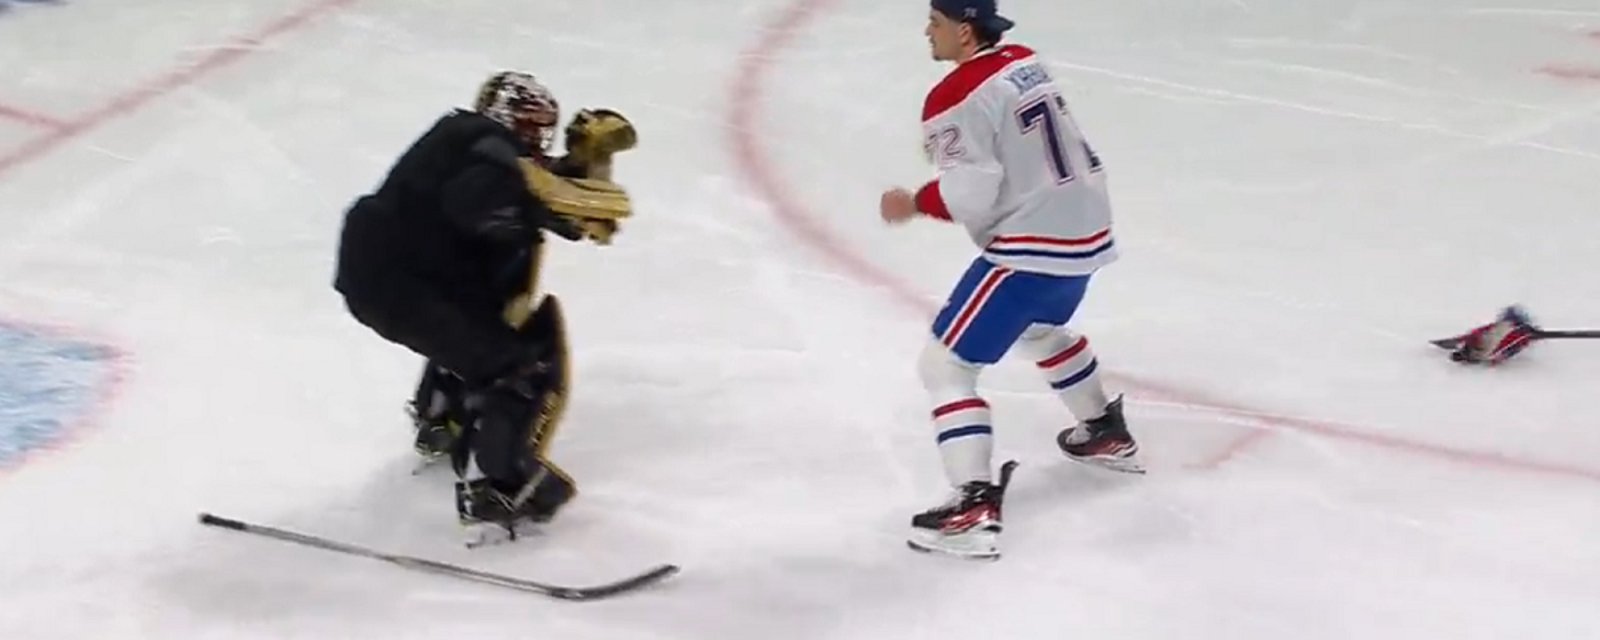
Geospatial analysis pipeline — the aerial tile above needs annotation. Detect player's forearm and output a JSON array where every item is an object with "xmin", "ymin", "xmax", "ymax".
[{"xmin": 916, "ymin": 168, "xmax": 1002, "ymax": 224}]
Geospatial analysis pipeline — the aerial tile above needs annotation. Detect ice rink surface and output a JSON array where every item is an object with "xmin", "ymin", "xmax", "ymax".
[{"xmin": 2, "ymin": 0, "xmax": 1598, "ymax": 638}]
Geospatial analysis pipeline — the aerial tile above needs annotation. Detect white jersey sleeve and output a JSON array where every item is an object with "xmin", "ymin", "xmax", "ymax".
[
  {"xmin": 914, "ymin": 45, "xmax": 1117, "ymax": 277},
  {"xmin": 917, "ymin": 79, "xmax": 1006, "ymax": 229}
]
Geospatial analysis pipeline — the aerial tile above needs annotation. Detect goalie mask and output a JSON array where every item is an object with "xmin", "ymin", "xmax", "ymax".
[{"xmin": 475, "ymin": 71, "xmax": 560, "ymax": 155}]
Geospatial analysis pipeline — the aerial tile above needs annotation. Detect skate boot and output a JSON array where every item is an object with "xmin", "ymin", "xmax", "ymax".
[
  {"xmin": 408, "ymin": 363, "xmax": 467, "ymax": 462},
  {"xmin": 454, "ymin": 461, "xmax": 576, "ymax": 548},
  {"xmin": 1057, "ymin": 395, "xmax": 1144, "ymax": 474},
  {"xmin": 409, "ymin": 401, "xmax": 463, "ymax": 460},
  {"xmin": 907, "ymin": 460, "xmax": 1019, "ymax": 560}
]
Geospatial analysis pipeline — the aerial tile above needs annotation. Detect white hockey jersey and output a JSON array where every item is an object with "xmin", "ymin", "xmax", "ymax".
[{"xmin": 914, "ymin": 44, "xmax": 1116, "ymax": 276}]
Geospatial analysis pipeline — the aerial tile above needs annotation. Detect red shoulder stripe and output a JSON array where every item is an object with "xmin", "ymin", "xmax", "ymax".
[{"xmin": 921, "ymin": 44, "xmax": 1036, "ymax": 121}]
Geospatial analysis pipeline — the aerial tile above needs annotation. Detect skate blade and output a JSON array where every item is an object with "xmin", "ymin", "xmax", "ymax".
[
  {"xmin": 1066, "ymin": 452, "xmax": 1147, "ymax": 475},
  {"xmin": 461, "ymin": 519, "xmax": 545, "ymax": 549},
  {"xmin": 410, "ymin": 454, "xmax": 447, "ymax": 476},
  {"xmin": 906, "ymin": 528, "xmax": 1001, "ymax": 561}
]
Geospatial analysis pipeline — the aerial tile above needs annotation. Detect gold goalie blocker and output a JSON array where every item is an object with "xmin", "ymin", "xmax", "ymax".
[{"xmin": 519, "ymin": 108, "xmax": 638, "ymax": 246}]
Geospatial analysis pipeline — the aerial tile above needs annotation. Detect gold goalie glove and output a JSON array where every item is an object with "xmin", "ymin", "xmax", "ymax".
[
  {"xmin": 563, "ymin": 108, "xmax": 636, "ymax": 182},
  {"xmin": 516, "ymin": 108, "xmax": 638, "ymax": 245}
]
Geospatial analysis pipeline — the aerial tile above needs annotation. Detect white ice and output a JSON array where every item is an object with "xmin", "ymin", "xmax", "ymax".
[{"xmin": 2, "ymin": 0, "xmax": 1598, "ymax": 638}]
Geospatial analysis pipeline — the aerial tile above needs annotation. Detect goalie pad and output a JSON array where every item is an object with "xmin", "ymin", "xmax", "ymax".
[
  {"xmin": 513, "ymin": 294, "xmax": 571, "ymax": 458},
  {"xmin": 451, "ymin": 294, "xmax": 573, "ymax": 485}
]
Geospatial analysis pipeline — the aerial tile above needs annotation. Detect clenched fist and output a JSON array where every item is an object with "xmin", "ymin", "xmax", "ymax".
[{"xmin": 880, "ymin": 187, "xmax": 917, "ymax": 224}]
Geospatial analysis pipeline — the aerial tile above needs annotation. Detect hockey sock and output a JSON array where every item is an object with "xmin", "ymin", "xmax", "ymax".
[
  {"xmin": 917, "ymin": 340, "xmax": 993, "ymax": 486},
  {"xmin": 930, "ymin": 397, "xmax": 994, "ymax": 486},
  {"xmin": 1022, "ymin": 326, "xmax": 1109, "ymax": 422}
]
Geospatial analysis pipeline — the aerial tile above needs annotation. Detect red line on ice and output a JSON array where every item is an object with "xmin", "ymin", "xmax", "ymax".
[
  {"xmin": 0, "ymin": 0, "xmax": 357, "ymax": 178},
  {"xmin": 729, "ymin": 0, "xmax": 1600, "ymax": 485},
  {"xmin": 1537, "ymin": 64, "xmax": 1600, "ymax": 82},
  {"xmin": 1190, "ymin": 427, "xmax": 1274, "ymax": 471},
  {"xmin": 0, "ymin": 103, "xmax": 67, "ymax": 130}
]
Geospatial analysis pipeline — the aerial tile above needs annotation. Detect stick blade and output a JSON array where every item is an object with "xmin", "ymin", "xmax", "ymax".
[
  {"xmin": 1430, "ymin": 336, "xmax": 1464, "ymax": 350},
  {"xmin": 547, "ymin": 564, "xmax": 682, "ymax": 601}
]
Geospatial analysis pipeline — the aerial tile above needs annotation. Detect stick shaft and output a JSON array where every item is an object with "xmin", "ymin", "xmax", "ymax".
[
  {"xmin": 1536, "ymin": 329, "xmax": 1600, "ymax": 339},
  {"xmin": 198, "ymin": 513, "xmax": 573, "ymax": 595}
]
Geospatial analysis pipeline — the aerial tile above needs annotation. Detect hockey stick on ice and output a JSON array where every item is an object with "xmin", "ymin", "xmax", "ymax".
[
  {"xmin": 1429, "ymin": 305, "xmax": 1600, "ymax": 354},
  {"xmin": 196, "ymin": 513, "xmax": 679, "ymax": 600},
  {"xmin": 1429, "ymin": 328, "xmax": 1600, "ymax": 350}
]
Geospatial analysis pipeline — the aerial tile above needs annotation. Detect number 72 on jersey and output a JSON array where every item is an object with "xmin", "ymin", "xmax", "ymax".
[{"xmin": 925, "ymin": 92, "xmax": 1103, "ymax": 184}]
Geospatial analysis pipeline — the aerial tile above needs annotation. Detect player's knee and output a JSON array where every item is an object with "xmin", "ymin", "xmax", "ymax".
[
  {"xmin": 1017, "ymin": 323, "xmax": 1082, "ymax": 358},
  {"xmin": 917, "ymin": 338, "xmax": 980, "ymax": 394},
  {"xmin": 1018, "ymin": 322, "xmax": 1057, "ymax": 343}
]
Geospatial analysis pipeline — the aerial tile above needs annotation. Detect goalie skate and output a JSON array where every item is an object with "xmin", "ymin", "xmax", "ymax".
[
  {"xmin": 406, "ymin": 398, "xmax": 463, "ymax": 475},
  {"xmin": 461, "ymin": 517, "xmax": 546, "ymax": 549},
  {"xmin": 455, "ymin": 465, "xmax": 573, "ymax": 548}
]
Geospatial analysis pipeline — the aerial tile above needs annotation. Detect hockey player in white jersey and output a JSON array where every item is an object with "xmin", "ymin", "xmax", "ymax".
[{"xmin": 879, "ymin": 0, "xmax": 1143, "ymax": 559}]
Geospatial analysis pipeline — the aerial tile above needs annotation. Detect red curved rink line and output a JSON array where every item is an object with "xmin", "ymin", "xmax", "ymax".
[
  {"xmin": 0, "ymin": 0, "xmax": 359, "ymax": 178},
  {"xmin": 1533, "ymin": 31, "xmax": 1600, "ymax": 82},
  {"xmin": 728, "ymin": 0, "xmax": 1600, "ymax": 484},
  {"xmin": 1537, "ymin": 64, "xmax": 1600, "ymax": 82},
  {"xmin": 0, "ymin": 104, "xmax": 68, "ymax": 130}
]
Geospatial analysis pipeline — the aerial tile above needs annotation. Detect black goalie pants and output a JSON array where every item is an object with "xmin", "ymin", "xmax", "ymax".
[{"xmin": 412, "ymin": 295, "xmax": 572, "ymax": 490}]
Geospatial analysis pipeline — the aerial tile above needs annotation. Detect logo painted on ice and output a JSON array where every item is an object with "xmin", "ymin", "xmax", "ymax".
[{"xmin": 0, "ymin": 323, "xmax": 119, "ymax": 469}]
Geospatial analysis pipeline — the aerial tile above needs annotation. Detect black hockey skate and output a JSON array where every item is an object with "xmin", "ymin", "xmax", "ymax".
[
  {"xmin": 408, "ymin": 363, "xmax": 467, "ymax": 464},
  {"xmin": 454, "ymin": 463, "xmax": 576, "ymax": 548},
  {"xmin": 907, "ymin": 461, "xmax": 1019, "ymax": 560},
  {"xmin": 1057, "ymin": 395, "xmax": 1144, "ymax": 474},
  {"xmin": 410, "ymin": 402, "xmax": 463, "ymax": 460}
]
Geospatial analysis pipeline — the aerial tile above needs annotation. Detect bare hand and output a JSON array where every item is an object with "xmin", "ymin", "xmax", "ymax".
[{"xmin": 879, "ymin": 188, "xmax": 917, "ymax": 224}]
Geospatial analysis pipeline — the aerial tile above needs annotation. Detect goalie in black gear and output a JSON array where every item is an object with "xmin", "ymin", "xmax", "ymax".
[{"xmin": 332, "ymin": 70, "xmax": 637, "ymax": 536}]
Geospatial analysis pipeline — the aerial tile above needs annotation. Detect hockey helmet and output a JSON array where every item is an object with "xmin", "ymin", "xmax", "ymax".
[{"xmin": 475, "ymin": 71, "xmax": 560, "ymax": 154}]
